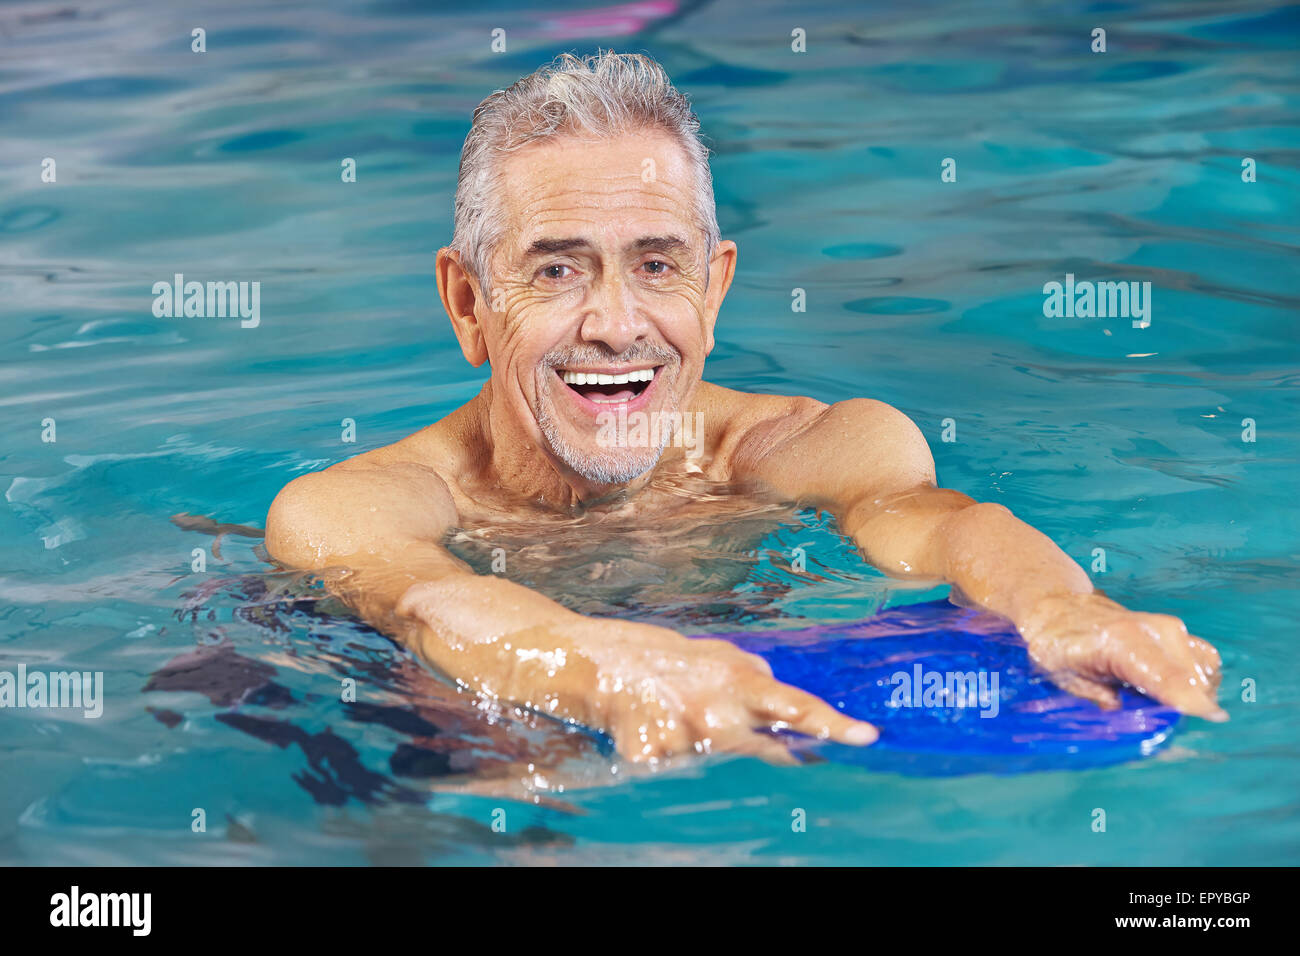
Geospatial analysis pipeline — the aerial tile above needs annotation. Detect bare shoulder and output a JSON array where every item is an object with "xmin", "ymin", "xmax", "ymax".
[
  {"xmin": 809, "ymin": 397, "xmax": 935, "ymax": 486},
  {"xmin": 697, "ymin": 382, "xmax": 824, "ymax": 472},
  {"xmin": 265, "ymin": 426, "xmax": 459, "ymax": 571},
  {"xmin": 701, "ymin": 383, "xmax": 934, "ymax": 490}
]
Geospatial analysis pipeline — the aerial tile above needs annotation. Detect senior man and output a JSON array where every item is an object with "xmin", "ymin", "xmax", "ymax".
[{"xmin": 266, "ymin": 52, "xmax": 1224, "ymax": 764}]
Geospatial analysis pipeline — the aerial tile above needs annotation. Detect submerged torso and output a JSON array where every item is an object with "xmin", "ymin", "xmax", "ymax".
[
  {"xmin": 444, "ymin": 467, "xmax": 804, "ymax": 620},
  {"xmin": 328, "ymin": 381, "xmax": 833, "ymax": 619}
]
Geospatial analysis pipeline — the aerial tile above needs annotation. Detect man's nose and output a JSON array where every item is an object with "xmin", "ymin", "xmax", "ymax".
[{"xmin": 578, "ymin": 272, "xmax": 649, "ymax": 355}]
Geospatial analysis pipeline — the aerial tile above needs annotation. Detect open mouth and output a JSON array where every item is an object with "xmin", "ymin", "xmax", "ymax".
[{"xmin": 556, "ymin": 366, "xmax": 660, "ymax": 404}]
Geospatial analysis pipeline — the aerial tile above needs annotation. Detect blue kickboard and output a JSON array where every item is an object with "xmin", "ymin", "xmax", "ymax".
[{"xmin": 704, "ymin": 600, "xmax": 1181, "ymax": 775}]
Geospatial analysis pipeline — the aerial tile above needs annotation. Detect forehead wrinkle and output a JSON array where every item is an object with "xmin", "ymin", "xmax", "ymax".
[
  {"xmin": 514, "ymin": 187, "xmax": 694, "ymax": 231},
  {"xmin": 514, "ymin": 180, "xmax": 691, "ymax": 223},
  {"xmin": 508, "ymin": 203, "xmax": 698, "ymax": 266},
  {"xmin": 505, "ymin": 161, "xmax": 695, "ymax": 217}
]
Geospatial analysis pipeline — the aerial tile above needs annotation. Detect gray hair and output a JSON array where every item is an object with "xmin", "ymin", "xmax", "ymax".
[{"xmin": 450, "ymin": 51, "xmax": 720, "ymax": 289}]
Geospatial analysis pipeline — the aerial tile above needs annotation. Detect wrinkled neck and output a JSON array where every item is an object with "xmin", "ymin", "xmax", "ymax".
[{"xmin": 471, "ymin": 380, "xmax": 657, "ymax": 510}]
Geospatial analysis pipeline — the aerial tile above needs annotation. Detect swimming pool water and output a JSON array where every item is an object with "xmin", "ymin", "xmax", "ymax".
[{"xmin": 1, "ymin": 0, "xmax": 1297, "ymax": 865}]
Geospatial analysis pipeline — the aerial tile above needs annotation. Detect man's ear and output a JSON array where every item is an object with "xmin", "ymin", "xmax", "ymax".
[
  {"xmin": 701, "ymin": 239, "xmax": 737, "ymax": 355},
  {"xmin": 436, "ymin": 247, "xmax": 489, "ymax": 367}
]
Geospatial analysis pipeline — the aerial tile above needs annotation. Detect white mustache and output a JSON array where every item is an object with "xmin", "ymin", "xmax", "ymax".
[{"xmin": 541, "ymin": 344, "xmax": 679, "ymax": 369}]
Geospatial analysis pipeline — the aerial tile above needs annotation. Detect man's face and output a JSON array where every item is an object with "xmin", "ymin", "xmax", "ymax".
[{"xmin": 475, "ymin": 130, "xmax": 726, "ymax": 486}]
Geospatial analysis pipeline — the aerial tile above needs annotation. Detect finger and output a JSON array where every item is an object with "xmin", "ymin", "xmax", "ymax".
[
  {"xmin": 1109, "ymin": 629, "xmax": 1227, "ymax": 721},
  {"xmin": 1151, "ymin": 624, "xmax": 1225, "ymax": 703},
  {"xmin": 715, "ymin": 729, "xmax": 800, "ymax": 766},
  {"xmin": 1187, "ymin": 634, "xmax": 1224, "ymax": 690},
  {"xmin": 701, "ymin": 641, "xmax": 773, "ymax": 677},
  {"xmin": 1135, "ymin": 620, "xmax": 1227, "ymax": 719},
  {"xmin": 1050, "ymin": 670, "xmax": 1122, "ymax": 710},
  {"xmin": 750, "ymin": 682, "xmax": 877, "ymax": 746},
  {"xmin": 612, "ymin": 713, "xmax": 673, "ymax": 764}
]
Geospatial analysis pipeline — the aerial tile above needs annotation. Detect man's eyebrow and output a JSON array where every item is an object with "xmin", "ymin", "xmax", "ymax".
[
  {"xmin": 521, "ymin": 235, "xmax": 692, "ymax": 259},
  {"xmin": 523, "ymin": 237, "xmax": 593, "ymax": 257},
  {"xmin": 629, "ymin": 235, "xmax": 690, "ymax": 254}
]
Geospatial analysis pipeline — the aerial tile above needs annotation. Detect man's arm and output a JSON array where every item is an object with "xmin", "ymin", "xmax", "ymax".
[
  {"xmin": 739, "ymin": 397, "xmax": 1225, "ymax": 720},
  {"xmin": 264, "ymin": 456, "xmax": 879, "ymax": 762}
]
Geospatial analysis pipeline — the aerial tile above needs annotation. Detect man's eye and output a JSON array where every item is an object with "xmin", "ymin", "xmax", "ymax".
[
  {"xmin": 642, "ymin": 260, "xmax": 672, "ymax": 276},
  {"xmin": 539, "ymin": 264, "xmax": 573, "ymax": 281}
]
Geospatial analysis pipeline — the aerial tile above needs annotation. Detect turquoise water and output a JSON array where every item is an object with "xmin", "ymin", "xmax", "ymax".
[{"xmin": 1, "ymin": 0, "xmax": 1297, "ymax": 865}]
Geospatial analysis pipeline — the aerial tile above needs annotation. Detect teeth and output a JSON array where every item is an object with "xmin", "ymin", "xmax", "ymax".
[{"xmin": 560, "ymin": 368, "xmax": 657, "ymax": 385}]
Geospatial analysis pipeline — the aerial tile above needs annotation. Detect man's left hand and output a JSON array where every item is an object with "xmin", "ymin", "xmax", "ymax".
[{"xmin": 1018, "ymin": 592, "xmax": 1227, "ymax": 720}]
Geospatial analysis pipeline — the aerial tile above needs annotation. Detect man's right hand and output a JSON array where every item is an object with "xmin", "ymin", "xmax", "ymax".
[
  {"xmin": 398, "ymin": 578, "xmax": 877, "ymax": 764},
  {"xmin": 575, "ymin": 618, "xmax": 880, "ymax": 763}
]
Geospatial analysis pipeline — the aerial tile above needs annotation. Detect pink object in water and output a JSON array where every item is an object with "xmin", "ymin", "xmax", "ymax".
[{"xmin": 540, "ymin": 1, "xmax": 679, "ymax": 39}]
